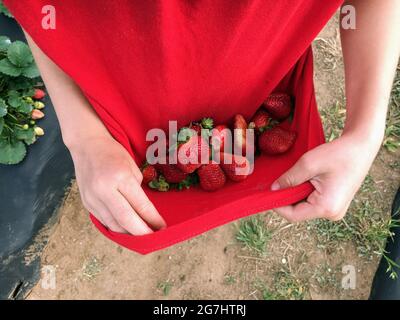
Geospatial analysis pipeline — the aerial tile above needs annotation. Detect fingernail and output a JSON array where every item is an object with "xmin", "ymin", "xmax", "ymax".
[{"xmin": 271, "ymin": 181, "xmax": 280, "ymax": 191}]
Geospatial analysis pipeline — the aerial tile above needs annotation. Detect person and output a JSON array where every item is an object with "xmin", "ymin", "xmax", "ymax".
[
  {"xmin": 10, "ymin": 0, "xmax": 400, "ymax": 237},
  {"xmin": 370, "ymin": 187, "xmax": 400, "ymax": 300}
]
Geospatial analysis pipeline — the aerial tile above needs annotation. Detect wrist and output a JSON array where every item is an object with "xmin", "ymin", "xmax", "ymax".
[
  {"xmin": 340, "ymin": 126, "xmax": 384, "ymax": 159},
  {"xmin": 63, "ymin": 133, "xmax": 113, "ymax": 155}
]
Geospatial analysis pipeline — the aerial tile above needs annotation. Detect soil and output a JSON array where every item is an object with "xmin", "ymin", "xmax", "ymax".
[{"xmin": 25, "ymin": 13, "xmax": 398, "ymax": 300}]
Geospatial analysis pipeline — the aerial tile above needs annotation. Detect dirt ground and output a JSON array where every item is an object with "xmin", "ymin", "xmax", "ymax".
[{"xmin": 26, "ymin": 14, "xmax": 400, "ymax": 300}]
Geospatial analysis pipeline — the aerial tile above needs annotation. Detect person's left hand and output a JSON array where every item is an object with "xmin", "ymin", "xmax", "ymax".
[{"xmin": 271, "ymin": 133, "xmax": 382, "ymax": 222}]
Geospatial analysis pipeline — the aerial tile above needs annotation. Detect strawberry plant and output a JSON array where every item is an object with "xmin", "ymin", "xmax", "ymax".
[
  {"xmin": 0, "ymin": 35, "xmax": 46, "ymax": 165},
  {"xmin": 0, "ymin": 0, "xmax": 12, "ymax": 18}
]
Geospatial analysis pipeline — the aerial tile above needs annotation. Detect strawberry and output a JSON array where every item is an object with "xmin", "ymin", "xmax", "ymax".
[
  {"xmin": 177, "ymin": 135, "xmax": 210, "ymax": 173},
  {"xmin": 33, "ymin": 89, "xmax": 46, "ymax": 100},
  {"xmin": 155, "ymin": 163, "xmax": 188, "ymax": 183},
  {"xmin": 211, "ymin": 124, "xmax": 230, "ymax": 152},
  {"xmin": 189, "ymin": 122, "xmax": 202, "ymax": 135},
  {"xmin": 141, "ymin": 164, "xmax": 158, "ymax": 185},
  {"xmin": 34, "ymin": 101, "xmax": 45, "ymax": 109},
  {"xmin": 258, "ymin": 127, "xmax": 296, "ymax": 154},
  {"xmin": 197, "ymin": 161, "xmax": 226, "ymax": 191},
  {"xmin": 31, "ymin": 109, "xmax": 45, "ymax": 120},
  {"xmin": 263, "ymin": 93, "xmax": 292, "ymax": 120},
  {"xmin": 34, "ymin": 126, "xmax": 45, "ymax": 136},
  {"xmin": 220, "ymin": 153, "xmax": 251, "ymax": 182},
  {"xmin": 248, "ymin": 109, "xmax": 270, "ymax": 133},
  {"xmin": 233, "ymin": 114, "xmax": 247, "ymax": 154}
]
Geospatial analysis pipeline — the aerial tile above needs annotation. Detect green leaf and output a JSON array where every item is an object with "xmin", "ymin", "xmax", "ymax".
[
  {"xmin": 7, "ymin": 41, "xmax": 33, "ymax": 67},
  {"xmin": 16, "ymin": 101, "xmax": 33, "ymax": 114},
  {"xmin": 0, "ymin": 2, "xmax": 13, "ymax": 18},
  {"xmin": 0, "ymin": 36, "xmax": 11, "ymax": 51},
  {"xmin": 0, "ymin": 98, "xmax": 7, "ymax": 117},
  {"xmin": 0, "ymin": 117, "xmax": 4, "ymax": 135},
  {"xmin": 0, "ymin": 58, "xmax": 22, "ymax": 76},
  {"xmin": 22, "ymin": 63, "xmax": 40, "ymax": 78},
  {"xmin": 7, "ymin": 90, "xmax": 22, "ymax": 108},
  {"xmin": 8, "ymin": 78, "xmax": 36, "ymax": 91},
  {"xmin": 24, "ymin": 133, "xmax": 37, "ymax": 145},
  {"xmin": 0, "ymin": 139, "xmax": 27, "ymax": 165},
  {"xmin": 15, "ymin": 127, "xmax": 35, "ymax": 142}
]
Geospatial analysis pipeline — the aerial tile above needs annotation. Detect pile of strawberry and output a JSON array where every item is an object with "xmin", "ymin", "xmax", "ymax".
[{"xmin": 141, "ymin": 92, "xmax": 296, "ymax": 192}]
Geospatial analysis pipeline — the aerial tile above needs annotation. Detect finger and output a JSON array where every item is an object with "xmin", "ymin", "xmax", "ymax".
[
  {"xmin": 103, "ymin": 190, "xmax": 154, "ymax": 235},
  {"xmin": 119, "ymin": 180, "xmax": 167, "ymax": 230},
  {"xmin": 271, "ymin": 155, "xmax": 320, "ymax": 191},
  {"xmin": 86, "ymin": 201, "xmax": 127, "ymax": 233},
  {"xmin": 273, "ymin": 194, "xmax": 326, "ymax": 222},
  {"xmin": 97, "ymin": 200, "xmax": 127, "ymax": 233}
]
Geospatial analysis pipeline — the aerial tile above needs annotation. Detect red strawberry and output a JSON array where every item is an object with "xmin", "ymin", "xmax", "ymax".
[
  {"xmin": 190, "ymin": 123, "xmax": 202, "ymax": 135},
  {"xmin": 31, "ymin": 109, "xmax": 45, "ymax": 120},
  {"xmin": 263, "ymin": 93, "xmax": 292, "ymax": 120},
  {"xmin": 33, "ymin": 89, "xmax": 46, "ymax": 100},
  {"xmin": 197, "ymin": 161, "xmax": 226, "ymax": 191},
  {"xmin": 211, "ymin": 124, "xmax": 230, "ymax": 152},
  {"xmin": 141, "ymin": 165, "xmax": 158, "ymax": 184},
  {"xmin": 220, "ymin": 153, "xmax": 251, "ymax": 182},
  {"xmin": 233, "ymin": 114, "xmax": 247, "ymax": 154},
  {"xmin": 249, "ymin": 109, "xmax": 270, "ymax": 133},
  {"xmin": 258, "ymin": 127, "xmax": 296, "ymax": 154},
  {"xmin": 155, "ymin": 163, "xmax": 188, "ymax": 183},
  {"xmin": 177, "ymin": 135, "xmax": 210, "ymax": 173}
]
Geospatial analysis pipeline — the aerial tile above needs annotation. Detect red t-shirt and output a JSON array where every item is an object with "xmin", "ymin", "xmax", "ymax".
[{"xmin": 5, "ymin": 0, "xmax": 343, "ymax": 253}]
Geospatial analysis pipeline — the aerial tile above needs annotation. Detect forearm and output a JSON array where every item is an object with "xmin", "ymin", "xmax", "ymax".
[
  {"xmin": 340, "ymin": 0, "xmax": 400, "ymax": 147},
  {"xmin": 24, "ymin": 31, "xmax": 112, "ymax": 150}
]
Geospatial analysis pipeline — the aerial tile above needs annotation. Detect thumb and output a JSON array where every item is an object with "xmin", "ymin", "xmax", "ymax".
[{"xmin": 271, "ymin": 156, "xmax": 317, "ymax": 191}]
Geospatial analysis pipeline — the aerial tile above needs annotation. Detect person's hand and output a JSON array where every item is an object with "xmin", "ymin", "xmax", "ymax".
[
  {"xmin": 271, "ymin": 132, "xmax": 382, "ymax": 222},
  {"xmin": 68, "ymin": 136, "xmax": 166, "ymax": 235}
]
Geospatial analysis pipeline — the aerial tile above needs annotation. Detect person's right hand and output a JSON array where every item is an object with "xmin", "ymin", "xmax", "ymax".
[{"xmin": 68, "ymin": 136, "xmax": 166, "ymax": 235}]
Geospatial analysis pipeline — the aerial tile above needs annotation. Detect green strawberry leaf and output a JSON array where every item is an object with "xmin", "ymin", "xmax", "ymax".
[
  {"xmin": 24, "ymin": 133, "xmax": 37, "ymax": 145},
  {"xmin": 22, "ymin": 63, "xmax": 40, "ymax": 78},
  {"xmin": 0, "ymin": 139, "xmax": 27, "ymax": 165},
  {"xmin": 7, "ymin": 41, "xmax": 34, "ymax": 67},
  {"xmin": 0, "ymin": 98, "xmax": 7, "ymax": 117},
  {"xmin": 17, "ymin": 101, "xmax": 33, "ymax": 114},
  {"xmin": 0, "ymin": 2, "xmax": 13, "ymax": 18},
  {"xmin": 0, "ymin": 36, "xmax": 11, "ymax": 51},
  {"xmin": 0, "ymin": 58, "xmax": 22, "ymax": 77},
  {"xmin": 15, "ymin": 126, "xmax": 35, "ymax": 142},
  {"xmin": 8, "ymin": 78, "xmax": 36, "ymax": 91},
  {"xmin": 0, "ymin": 117, "xmax": 4, "ymax": 135},
  {"xmin": 7, "ymin": 90, "xmax": 22, "ymax": 108}
]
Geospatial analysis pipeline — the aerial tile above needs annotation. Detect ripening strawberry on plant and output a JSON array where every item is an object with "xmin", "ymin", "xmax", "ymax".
[
  {"xmin": 32, "ymin": 88, "xmax": 46, "ymax": 100},
  {"xmin": 34, "ymin": 101, "xmax": 45, "ymax": 109},
  {"xmin": 34, "ymin": 126, "xmax": 45, "ymax": 136},
  {"xmin": 31, "ymin": 109, "xmax": 44, "ymax": 120}
]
